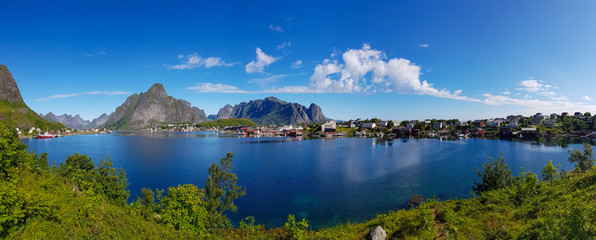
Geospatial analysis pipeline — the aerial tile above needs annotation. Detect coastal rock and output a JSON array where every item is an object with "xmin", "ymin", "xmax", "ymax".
[
  {"xmin": 215, "ymin": 97, "xmax": 326, "ymax": 126},
  {"xmin": 103, "ymin": 83, "xmax": 208, "ymax": 129},
  {"xmin": 366, "ymin": 226, "xmax": 387, "ymax": 240},
  {"xmin": 0, "ymin": 65, "xmax": 24, "ymax": 103}
]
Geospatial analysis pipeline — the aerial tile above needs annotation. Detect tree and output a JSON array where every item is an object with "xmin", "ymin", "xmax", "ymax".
[
  {"xmin": 387, "ymin": 120, "xmax": 395, "ymax": 129},
  {"xmin": 541, "ymin": 160, "xmax": 560, "ymax": 182},
  {"xmin": 157, "ymin": 184, "xmax": 207, "ymax": 235},
  {"xmin": 568, "ymin": 143, "xmax": 594, "ymax": 172},
  {"xmin": 204, "ymin": 152, "xmax": 246, "ymax": 230},
  {"xmin": 96, "ymin": 156, "xmax": 129, "ymax": 205},
  {"xmin": 473, "ymin": 153, "xmax": 515, "ymax": 195}
]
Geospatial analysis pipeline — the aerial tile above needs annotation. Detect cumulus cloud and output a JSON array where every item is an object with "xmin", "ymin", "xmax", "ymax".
[
  {"xmin": 36, "ymin": 91, "xmax": 131, "ymax": 101},
  {"xmin": 277, "ymin": 41, "xmax": 292, "ymax": 49},
  {"xmin": 245, "ymin": 48, "xmax": 279, "ymax": 73},
  {"xmin": 419, "ymin": 44, "xmax": 429, "ymax": 48},
  {"xmin": 584, "ymin": 96, "xmax": 593, "ymax": 101},
  {"xmin": 269, "ymin": 25, "xmax": 284, "ymax": 32},
  {"xmin": 306, "ymin": 44, "xmax": 477, "ymax": 101},
  {"xmin": 291, "ymin": 60, "xmax": 303, "ymax": 69},
  {"xmin": 166, "ymin": 53, "xmax": 236, "ymax": 69},
  {"xmin": 192, "ymin": 44, "xmax": 478, "ymax": 101}
]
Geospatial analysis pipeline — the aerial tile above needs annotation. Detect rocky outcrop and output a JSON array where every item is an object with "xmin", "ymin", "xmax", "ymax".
[
  {"xmin": 215, "ymin": 97, "xmax": 326, "ymax": 126},
  {"xmin": 216, "ymin": 104, "xmax": 234, "ymax": 119},
  {"xmin": 102, "ymin": 83, "xmax": 207, "ymax": 129},
  {"xmin": 366, "ymin": 226, "xmax": 387, "ymax": 240},
  {"xmin": 0, "ymin": 65, "xmax": 24, "ymax": 103}
]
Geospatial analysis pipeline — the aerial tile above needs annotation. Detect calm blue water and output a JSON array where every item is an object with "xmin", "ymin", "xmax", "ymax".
[{"xmin": 22, "ymin": 132, "xmax": 579, "ymax": 228}]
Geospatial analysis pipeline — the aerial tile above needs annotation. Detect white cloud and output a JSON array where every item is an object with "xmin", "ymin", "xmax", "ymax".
[
  {"xmin": 419, "ymin": 44, "xmax": 429, "ymax": 48},
  {"xmin": 291, "ymin": 60, "xmax": 303, "ymax": 69},
  {"xmin": 584, "ymin": 96, "xmax": 593, "ymax": 101},
  {"xmin": 245, "ymin": 48, "xmax": 279, "ymax": 73},
  {"xmin": 187, "ymin": 83, "xmax": 252, "ymax": 93},
  {"xmin": 36, "ymin": 91, "xmax": 131, "ymax": 101},
  {"xmin": 277, "ymin": 41, "xmax": 292, "ymax": 49},
  {"xmin": 269, "ymin": 25, "xmax": 284, "ymax": 33},
  {"xmin": 167, "ymin": 53, "xmax": 236, "ymax": 69},
  {"xmin": 515, "ymin": 77, "xmax": 568, "ymax": 101},
  {"xmin": 248, "ymin": 74, "xmax": 288, "ymax": 86},
  {"xmin": 307, "ymin": 44, "xmax": 478, "ymax": 101}
]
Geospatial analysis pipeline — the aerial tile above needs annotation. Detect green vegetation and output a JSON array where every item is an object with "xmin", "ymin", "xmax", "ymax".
[
  {"xmin": 0, "ymin": 100, "xmax": 65, "ymax": 131},
  {"xmin": 472, "ymin": 153, "xmax": 515, "ymax": 195},
  {"xmin": 4, "ymin": 120, "xmax": 596, "ymax": 239},
  {"xmin": 568, "ymin": 142, "xmax": 595, "ymax": 172},
  {"xmin": 197, "ymin": 118, "xmax": 258, "ymax": 128},
  {"xmin": 103, "ymin": 94, "xmax": 139, "ymax": 129}
]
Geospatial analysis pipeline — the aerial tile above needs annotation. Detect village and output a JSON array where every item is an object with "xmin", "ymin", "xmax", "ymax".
[{"xmin": 139, "ymin": 111, "xmax": 596, "ymax": 143}]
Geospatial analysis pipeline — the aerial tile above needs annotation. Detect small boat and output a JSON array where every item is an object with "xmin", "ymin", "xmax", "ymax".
[{"xmin": 36, "ymin": 132, "xmax": 54, "ymax": 139}]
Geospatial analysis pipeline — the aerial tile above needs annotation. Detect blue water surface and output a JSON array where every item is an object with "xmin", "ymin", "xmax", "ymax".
[{"xmin": 21, "ymin": 132, "xmax": 579, "ymax": 228}]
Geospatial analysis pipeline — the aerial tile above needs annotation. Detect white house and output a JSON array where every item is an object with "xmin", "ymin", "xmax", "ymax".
[
  {"xmin": 361, "ymin": 122, "xmax": 377, "ymax": 129},
  {"xmin": 508, "ymin": 120, "xmax": 519, "ymax": 128},
  {"xmin": 321, "ymin": 121, "xmax": 337, "ymax": 133},
  {"xmin": 434, "ymin": 121, "xmax": 445, "ymax": 130}
]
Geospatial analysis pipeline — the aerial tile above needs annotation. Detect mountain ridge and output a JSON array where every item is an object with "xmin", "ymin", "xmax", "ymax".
[
  {"xmin": 216, "ymin": 96, "xmax": 326, "ymax": 125},
  {"xmin": 102, "ymin": 83, "xmax": 208, "ymax": 129}
]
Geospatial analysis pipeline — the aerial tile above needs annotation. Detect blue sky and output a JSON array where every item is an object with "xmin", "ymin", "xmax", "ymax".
[{"xmin": 1, "ymin": 0, "xmax": 596, "ymax": 121}]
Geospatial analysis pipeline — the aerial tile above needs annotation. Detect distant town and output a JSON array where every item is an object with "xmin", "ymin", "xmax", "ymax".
[{"xmin": 131, "ymin": 111, "xmax": 596, "ymax": 142}]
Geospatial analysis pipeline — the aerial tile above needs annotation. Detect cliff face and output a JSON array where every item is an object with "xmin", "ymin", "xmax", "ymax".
[
  {"xmin": 103, "ymin": 83, "xmax": 207, "ymax": 129},
  {"xmin": 216, "ymin": 97, "xmax": 326, "ymax": 126},
  {"xmin": 0, "ymin": 65, "xmax": 24, "ymax": 103},
  {"xmin": 0, "ymin": 65, "xmax": 65, "ymax": 130}
]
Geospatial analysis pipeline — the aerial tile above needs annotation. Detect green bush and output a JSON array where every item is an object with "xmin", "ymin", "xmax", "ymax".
[{"xmin": 284, "ymin": 214, "xmax": 308, "ymax": 240}]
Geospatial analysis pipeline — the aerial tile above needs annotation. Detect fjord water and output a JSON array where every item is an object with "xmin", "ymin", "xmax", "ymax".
[{"xmin": 22, "ymin": 132, "xmax": 577, "ymax": 228}]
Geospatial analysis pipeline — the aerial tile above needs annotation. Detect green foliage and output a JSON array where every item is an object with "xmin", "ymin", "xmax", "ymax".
[
  {"xmin": 284, "ymin": 214, "xmax": 308, "ymax": 240},
  {"xmin": 512, "ymin": 168, "xmax": 539, "ymax": 206},
  {"xmin": 239, "ymin": 216, "xmax": 263, "ymax": 237},
  {"xmin": 198, "ymin": 118, "xmax": 259, "ymax": 128},
  {"xmin": 568, "ymin": 142, "xmax": 595, "ymax": 172},
  {"xmin": 204, "ymin": 152, "xmax": 246, "ymax": 230},
  {"xmin": 0, "ymin": 100, "xmax": 65, "ymax": 131},
  {"xmin": 542, "ymin": 160, "xmax": 560, "ymax": 182},
  {"xmin": 131, "ymin": 187, "xmax": 156, "ymax": 220},
  {"xmin": 156, "ymin": 184, "xmax": 208, "ymax": 235},
  {"xmin": 57, "ymin": 153, "xmax": 129, "ymax": 205},
  {"xmin": 473, "ymin": 153, "xmax": 515, "ymax": 195}
]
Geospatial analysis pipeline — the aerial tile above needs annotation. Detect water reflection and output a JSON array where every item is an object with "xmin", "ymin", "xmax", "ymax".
[{"xmin": 21, "ymin": 135, "xmax": 582, "ymax": 228}]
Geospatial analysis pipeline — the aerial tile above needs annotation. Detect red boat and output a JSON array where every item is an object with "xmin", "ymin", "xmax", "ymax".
[{"xmin": 36, "ymin": 132, "xmax": 54, "ymax": 139}]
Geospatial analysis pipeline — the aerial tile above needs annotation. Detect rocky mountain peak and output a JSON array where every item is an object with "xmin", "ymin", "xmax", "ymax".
[
  {"xmin": 146, "ymin": 83, "xmax": 167, "ymax": 98},
  {"xmin": 0, "ymin": 64, "xmax": 25, "ymax": 103}
]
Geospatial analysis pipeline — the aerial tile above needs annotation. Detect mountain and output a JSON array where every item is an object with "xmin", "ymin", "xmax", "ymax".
[
  {"xmin": 41, "ymin": 113, "xmax": 93, "ymax": 129},
  {"xmin": 216, "ymin": 97, "xmax": 326, "ymax": 126},
  {"xmin": 91, "ymin": 113, "xmax": 110, "ymax": 127},
  {"xmin": 0, "ymin": 65, "xmax": 24, "ymax": 103},
  {"xmin": 102, "ymin": 83, "xmax": 208, "ymax": 129},
  {"xmin": 0, "ymin": 65, "xmax": 65, "ymax": 130}
]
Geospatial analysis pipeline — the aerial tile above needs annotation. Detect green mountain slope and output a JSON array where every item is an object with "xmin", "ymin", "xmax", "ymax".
[
  {"xmin": 0, "ymin": 65, "xmax": 65, "ymax": 131},
  {"xmin": 216, "ymin": 97, "xmax": 326, "ymax": 126}
]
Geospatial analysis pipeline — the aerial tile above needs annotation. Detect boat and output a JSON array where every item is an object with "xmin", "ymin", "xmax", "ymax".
[{"xmin": 36, "ymin": 132, "xmax": 54, "ymax": 139}]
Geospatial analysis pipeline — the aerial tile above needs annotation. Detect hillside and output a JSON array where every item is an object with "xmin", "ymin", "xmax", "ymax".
[
  {"xmin": 4, "ymin": 117, "xmax": 596, "ymax": 238},
  {"xmin": 0, "ymin": 65, "xmax": 65, "ymax": 131},
  {"xmin": 198, "ymin": 118, "xmax": 258, "ymax": 128},
  {"xmin": 216, "ymin": 97, "xmax": 326, "ymax": 126},
  {"xmin": 103, "ymin": 83, "xmax": 208, "ymax": 129}
]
